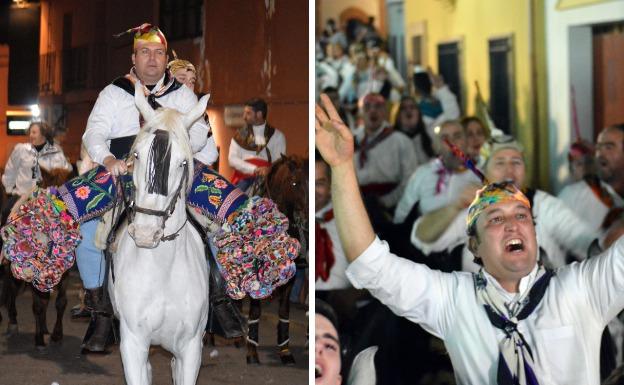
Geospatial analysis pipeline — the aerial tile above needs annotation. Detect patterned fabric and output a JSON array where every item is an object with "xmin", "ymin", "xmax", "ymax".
[
  {"xmin": 212, "ymin": 197, "xmax": 299, "ymax": 300},
  {"xmin": 466, "ymin": 182, "xmax": 531, "ymax": 234},
  {"xmin": 474, "ymin": 267, "xmax": 553, "ymax": 385},
  {"xmin": 1, "ymin": 188, "xmax": 81, "ymax": 292},
  {"xmin": 187, "ymin": 164, "xmax": 249, "ymax": 224},
  {"xmin": 56, "ymin": 166, "xmax": 133, "ymax": 223}
]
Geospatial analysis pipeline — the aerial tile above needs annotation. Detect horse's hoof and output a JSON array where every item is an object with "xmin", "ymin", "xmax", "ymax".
[
  {"xmin": 246, "ymin": 355, "xmax": 261, "ymax": 365},
  {"xmin": 279, "ymin": 352, "xmax": 296, "ymax": 366},
  {"xmin": 50, "ymin": 331, "xmax": 63, "ymax": 343},
  {"xmin": 6, "ymin": 323, "xmax": 18, "ymax": 336},
  {"xmin": 35, "ymin": 345, "xmax": 48, "ymax": 354},
  {"xmin": 70, "ymin": 307, "xmax": 91, "ymax": 320}
]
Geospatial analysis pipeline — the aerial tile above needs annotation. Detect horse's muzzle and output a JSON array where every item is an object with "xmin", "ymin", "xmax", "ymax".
[{"xmin": 128, "ymin": 223, "xmax": 163, "ymax": 249}]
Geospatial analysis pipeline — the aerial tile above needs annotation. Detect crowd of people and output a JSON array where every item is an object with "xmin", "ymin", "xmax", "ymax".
[{"xmin": 315, "ymin": 17, "xmax": 624, "ymax": 385}]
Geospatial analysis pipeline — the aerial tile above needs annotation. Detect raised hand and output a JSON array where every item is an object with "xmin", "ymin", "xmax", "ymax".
[{"xmin": 315, "ymin": 93, "xmax": 354, "ymax": 167}]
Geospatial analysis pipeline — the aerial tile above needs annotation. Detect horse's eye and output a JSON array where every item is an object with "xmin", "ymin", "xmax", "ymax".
[
  {"xmin": 181, "ymin": 160, "xmax": 187, "ymax": 167},
  {"xmin": 133, "ymin": 152, "xmax": 139, "ymax": 160}
]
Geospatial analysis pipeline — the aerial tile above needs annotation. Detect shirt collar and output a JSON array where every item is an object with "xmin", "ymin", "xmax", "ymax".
[
  {"xmin": 482, "ymin": 263, "xmax": 539, "ymax": 301},
  {"xmin": 316, "ymin": 202, "xmax": 333, "ymax": 218},
  {"xmin": 365, "ymin": 121, "xmax": 389, "ymax": 141},
  {"xmin": 252, "ymin": 123, "xmax": 267, "ymax": 134}
]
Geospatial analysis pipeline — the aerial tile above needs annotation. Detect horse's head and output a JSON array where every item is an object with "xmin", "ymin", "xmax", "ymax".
[
  {"xmin": 39, "ymin": 167, "xmax": 73, "ymax": 188},
  {"xmin": 266, "ymin": 155, "xmax": 309, "ymax": 220},
  {"xmin": 127, "ymin": 82, "xmax": 209, "ymax": 248}
]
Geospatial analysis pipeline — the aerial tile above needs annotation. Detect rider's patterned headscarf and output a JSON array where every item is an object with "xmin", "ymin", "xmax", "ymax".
[
  {"xmin": 114, "ymin": 23, "xmax": 167, "ymax": 49},
  {"xmin": 466, "ymin": 181, "xmax": 531, "ymax": 236}
]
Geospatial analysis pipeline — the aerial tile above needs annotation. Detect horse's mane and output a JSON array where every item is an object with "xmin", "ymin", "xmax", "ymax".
[{"xmin": 131, "ymin": 108, "xmax": 194, "ymax": 190}]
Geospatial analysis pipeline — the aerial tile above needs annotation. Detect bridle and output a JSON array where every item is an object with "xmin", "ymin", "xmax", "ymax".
[{"xmin": 126, "ymin": 159, "xmax": 190, "ymax": 242}]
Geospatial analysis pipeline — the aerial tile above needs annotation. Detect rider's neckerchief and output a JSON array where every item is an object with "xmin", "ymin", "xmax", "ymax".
[
  {"xmin": 110, "ymin": 68, "xmax": 183, "ymax": 159},
  {"xmin": 232, "ymin": 124, "xmax": 276, "ymax": 162},
  {"xmin": 473, "ymin": 265, "xmax": 554, "ymax": 385}
]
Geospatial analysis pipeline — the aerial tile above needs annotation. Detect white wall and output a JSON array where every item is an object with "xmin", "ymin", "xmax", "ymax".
[{"xmin": 545, "ymin": 0, "xmax": 624, "ymax": 192}]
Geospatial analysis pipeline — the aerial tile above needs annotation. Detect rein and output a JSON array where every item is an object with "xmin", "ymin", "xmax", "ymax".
[{"xmin": 127, "ymin": 160, "xmax": 189, "ymax": 242}]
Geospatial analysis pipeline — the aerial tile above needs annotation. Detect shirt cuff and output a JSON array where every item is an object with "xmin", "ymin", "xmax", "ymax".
[{"xmin": 345, "ymin": 236, "xmax": 389, "ymax": 289}]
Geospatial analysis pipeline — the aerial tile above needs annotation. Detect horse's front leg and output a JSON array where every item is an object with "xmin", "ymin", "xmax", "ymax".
[
  {"xmin": 51, "ymin": 273, "xmax": 68, "ymax": 343},
  {"xmin": 119, "ymin": 322, "xmax": 152, "ymax": 385},
  {"xmin": 277, "ymin": 280, "xmax": 295, "ymax": 365},
  {"xmin": 172, "ymin": 336, "xmax": 203, "ymax": 385},
  {"xmin": 31, "ymin": 286, "xmax": 50, "ymax": 350},
  {"xmin": 246, "ymin": 298, "xmax": 261, "ymax": 365}
]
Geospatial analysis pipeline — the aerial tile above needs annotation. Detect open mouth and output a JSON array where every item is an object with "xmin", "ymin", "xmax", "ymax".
[
  {"xmin": 505, "ymin": 238, "xmax": 524, "ymax": 253},
  {"xmin": 315, "ymin": 364, "xmax": 322, "ymax": 379}
]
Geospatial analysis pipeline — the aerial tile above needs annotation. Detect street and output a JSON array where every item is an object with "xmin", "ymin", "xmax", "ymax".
[{"xmin": 0, "ymin": 270, "xmax": 309, "ymax": 385}]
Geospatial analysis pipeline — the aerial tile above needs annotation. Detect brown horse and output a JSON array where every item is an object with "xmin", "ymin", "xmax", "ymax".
[
  {"xmin": 1, "ymin": 166, "xmax": 74, "ymax": 351},
  {"xmin": 244, "ymin": 155, "xmax": 308, "ymax": 365}
]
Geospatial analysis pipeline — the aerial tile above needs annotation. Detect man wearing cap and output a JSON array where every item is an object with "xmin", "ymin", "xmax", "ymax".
[
  {"xmin": 316, "ymin": 93, "xmax": 624, "ymax": 384},
  {"xmin": 411, "ymin": 135, "xmax": 598, "ymax": 271},
  {"xmin": 393, "ymin": 119, "xmax": 481, "ymax": 225},
  {"xmin": 354, "ymin": 93, "xmax": 419, "ymax": 211},
  {"xmin": 228, "ymin": 98, "xmax": 286, "ymax": 192},
  {"xmin": 79, "ymin": 23, "xmax": 208, "ymax": 353}
]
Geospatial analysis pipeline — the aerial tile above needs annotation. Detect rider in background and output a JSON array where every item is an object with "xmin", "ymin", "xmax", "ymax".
[
  {"xmin": 228, "ymin": 98, "xmax": 286, "ymax": 192},
  {"xmin": 1, "ymin": 122, "xmax": 72, "ymax": 224},
  {"xmin": 168, "ymin": 53, "xmax": 218, "ymax": 169}
]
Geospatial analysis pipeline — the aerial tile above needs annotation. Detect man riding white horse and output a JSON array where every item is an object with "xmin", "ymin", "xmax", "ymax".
[{"xmin": 80, "ymin": 23, "xmax": 208, "ymax": 353}]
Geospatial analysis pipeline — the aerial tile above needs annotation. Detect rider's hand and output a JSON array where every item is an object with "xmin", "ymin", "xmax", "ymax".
[
  {"xmin": 103, "ymin": 155, "xmax": 127, "ymax": 176},
  {"xmin": 255, "ymin": 166, "xmax": 270, "ymax": 176},
  {"xmin": 315, "ymin": 93, "xmax": 354, "ymax": 168}
]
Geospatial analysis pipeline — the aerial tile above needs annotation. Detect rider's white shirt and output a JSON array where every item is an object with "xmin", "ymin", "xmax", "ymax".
[{"xmin": 83, "ymin": 75, "xmax": 208, "ymax": 165}]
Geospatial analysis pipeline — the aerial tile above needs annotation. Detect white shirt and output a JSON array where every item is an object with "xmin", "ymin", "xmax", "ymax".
[
  {"xmin": 2, "ymin": 142, "xmax": 72, "ymax": 195},
  {"xmin": 194, "ymin": 136, "xmax": 219, "ymax": 167},
  {"xmin": 346, "ymin": 236, "xmax": 624, "ymax": 385},
  {"xmin": 558, "ymin": 180, "xmax": 624, "ymax": 232},
  {"xmin": 315, "ymin": 203, "xmax": 352, "ymax": 291},
  {"xmin": 228, "ymin": 123, "xmax": 286, "ymax": 175},
  {"xmin": 354, "ymin": 124, "xmax": 420, "ymax": 208},
  {"xmin": 83, "ymin": 76, "xmax": 208, "ymax": 165},
  {"xmin": 393, "ymin": 159, "xmax": 481, "ymax": 224},
  {"xmin": 411, "ymin": 190, "xmax": 598, "ymax": 271}
]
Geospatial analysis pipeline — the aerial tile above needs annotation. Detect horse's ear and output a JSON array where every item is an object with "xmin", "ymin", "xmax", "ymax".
[
  {"xmin": 134, "ymin": 82, "xmax": 156, "ymax": 123},
  {"xmin": 183, "ymin": 93, "xmax": 210, "ymax": 130}
]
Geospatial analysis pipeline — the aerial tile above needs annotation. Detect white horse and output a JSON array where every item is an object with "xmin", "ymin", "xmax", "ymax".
[{"xmin": 109, "ymin": 83, "xmax": 210, "ymax": 385}]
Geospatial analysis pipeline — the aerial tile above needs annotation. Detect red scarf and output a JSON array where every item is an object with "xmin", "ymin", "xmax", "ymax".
[{"xmin": 315, "ymin": 209, "xmax": 335, "ymax": 282}]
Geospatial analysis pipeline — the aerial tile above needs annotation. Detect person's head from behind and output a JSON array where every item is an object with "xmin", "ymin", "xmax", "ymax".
[
  {"xmin": 129, "ymin": 24, "xmax": 168, "ymax": 85},
  {"xmin": 243, "ymin": 98, "xmax": 268, "ymax": 126},
  {"xmin": 461, "ymin": 116, "xmax": 488, "ymax": 160},
  {"xmin": 361, "ymin": 93, "xmax": 387, "ymax": 132},
  {"xmin": 466, "ymin": 182, "xmax": 538, "ymax": 289},
  {"xmin": 484, "ymin": 136, "xmax": 526, "ymax": 188},
  {"xmin": 28, "ymin": 122, "xmax": 53, "ymax": 146},
  {"xmin": 433, "ymin": 120, "xmax": 466, "ymax": 170},
  {"xmin": 316, "ymin": 151, "xmax": 332, "ymax": 212},
  {"xmin": 168, "ymin": 57, "xmax": 197, "ymax": 91},
  {"xmin": 596, "ymin": 124, "xmax": 624, "ymax": 186},
  {"xmin": 413, "ymin": 67, "xmax": 432, "ymax": 97},
  {"xmin": 316, "ymin": 299, "xmax": 341, "ymax": 385},
  {"xmin": 567, "ymin": 140, "xmax": 595, "ymax": 182},
  {"xmin": 322, "ymin": 87, "xmax": 340, "ymax": 110}
]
